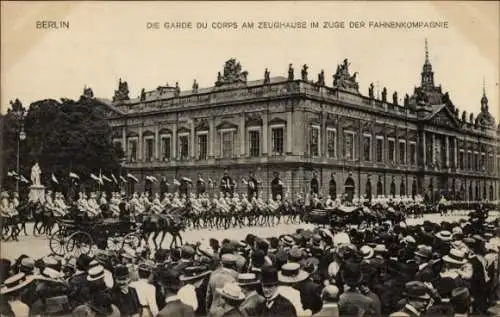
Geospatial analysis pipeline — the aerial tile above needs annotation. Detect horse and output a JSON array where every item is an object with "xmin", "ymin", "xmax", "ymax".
[{"xmin": 154, "ymin": 207, "xmax": 187, "ymax": 249}]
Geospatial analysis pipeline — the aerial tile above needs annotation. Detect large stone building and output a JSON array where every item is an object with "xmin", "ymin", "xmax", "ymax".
[{"xmin": 96, "ymin": 44, "xmax": 499, "ymax": 202}]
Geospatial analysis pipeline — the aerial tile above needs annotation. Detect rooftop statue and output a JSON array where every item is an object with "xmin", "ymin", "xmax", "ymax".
[
  {"xmin": 215, "ymin": 58, "xmax": 248, "ymax": 86},
  {"xmin": 332, "ymin": 58, "xmax": 359, "ymax": 92},
  {"xmin": 113, "ymin": 78, "xmax": 130, "ymax": 102}
]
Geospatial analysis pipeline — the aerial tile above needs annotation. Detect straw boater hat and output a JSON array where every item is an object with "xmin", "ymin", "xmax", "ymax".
[
  {"xmin": 216, "ymin": 282, "xmax": 246, "ymax": 302},
  {"xmin": 179, "ymin": 266, "xmax": 212, "ymax": 282},
  {"xmin": 237, "ymin": 273, "xmax": 259, "ymax": 286},
  {"xmin": 0, "ymin": 273, "xmax": 33, "ymax": 295},
  {"xmin": 442, "ymin": 249, "xmax": 467, "ymax": 265},
  {"xmin": 360, "ymin": 246, "xmax": 374, "ymax": 259},
  {"xmin": 436, "ymin": 231, "xmax": 453, "ymax": 242},
  {"xmin": 278, "ymin": 262, "xmax": 309, "ymax": 284},
  {"xmin": 87, "ymin": 265, "xmax": 105, "ymax": 282}
]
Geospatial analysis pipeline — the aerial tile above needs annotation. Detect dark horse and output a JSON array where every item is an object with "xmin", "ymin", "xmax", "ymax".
[{"xmin": 153, "ymin": 204, "xmax": 190, "ymax": 249}]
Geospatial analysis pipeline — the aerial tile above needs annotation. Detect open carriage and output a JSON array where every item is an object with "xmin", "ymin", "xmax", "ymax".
[
  {"xmin": 306, "ymin": 204, "xmax": 404, "ymax": 227},
  {"xmin": 48, "ymin": 218, "xmax": 141, "ymax": 257}
]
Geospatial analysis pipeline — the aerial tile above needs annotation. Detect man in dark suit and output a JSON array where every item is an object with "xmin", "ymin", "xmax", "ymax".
[
  {"xmin": 196, "ymin": 173, "xmax": 206, "ymax": 198},
  {"xmin": 314, "ymin": 285, "xmax": 339, "ymax": 317},
  {"xmin": 270, "ymin": 172, "xmax": 284, "ymax": 201},
  {"xmin": 310, "ymin": 171, "xmax": 319, "ymax": 195},
  {"xmin": 296, "ymin": 272, "xmax": 323, "ymax": 314},
  {"xmin": 247, "ymin": 172, "xmax": 259, "ymax": 200},
  {"xmin": 256, "ymin": 267, "xmax": 296, "ymax": 317},
  {"xmin": 157, "ymin": 269, "xmax": 195, "ymax": 317}
]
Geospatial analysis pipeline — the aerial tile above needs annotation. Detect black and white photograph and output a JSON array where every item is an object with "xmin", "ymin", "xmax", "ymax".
[{"xmin": 1, "ymin": 1, "xmax": 499, "ymax": 316}]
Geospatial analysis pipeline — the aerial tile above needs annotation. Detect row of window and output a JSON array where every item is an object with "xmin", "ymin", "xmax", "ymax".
[
  {"xmin": 458, "ymin": 151, "xmax": 497, "ymax": 172},
  {"xmin": 311, "ymin": 127, "xmax": 418, "ymax": 165},
  {"xmin": 117, "ymin": 127, "xmax": 286, "ymax": 162}
]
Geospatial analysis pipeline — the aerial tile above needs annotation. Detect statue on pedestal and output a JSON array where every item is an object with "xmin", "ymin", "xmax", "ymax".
[{"xmin": 31, "ymin": 163, "xmax": 42, "ymax": 186}]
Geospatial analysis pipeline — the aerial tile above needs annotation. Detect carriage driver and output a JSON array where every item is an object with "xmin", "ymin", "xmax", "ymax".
[
  {"xmin": 44, "ymin": 191, "xmax": 57, "ymax": 215},
  {"xmin": 53, "ymin": 192, "xmax": 69, "ymax": 217},
  {"xmin": 86, "ymin": 192, "xmax": 101, "ymax": 218},
  {"xmin": 109, "ymin": 193, "xmax": 121, "ymax": 217}
]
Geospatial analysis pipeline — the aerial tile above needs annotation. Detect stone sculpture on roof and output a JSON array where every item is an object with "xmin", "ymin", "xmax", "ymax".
[
  {"xmin": 113, "ymin": 78, "xmax": 130, "ymax": 102},
  {"xmin": 215, "ymin": 58, "xmax": 248, "ymax": 87},
  {"xmin": 332, "ymin": 58, "xmax": 359, "ymax": 92}
]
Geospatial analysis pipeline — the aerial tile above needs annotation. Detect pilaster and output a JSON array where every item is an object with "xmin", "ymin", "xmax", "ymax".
[
  {"xmin": 262, "ymin": 113, "xmax": 268, "ymax": 155},
  {"xmin": 154, "ymin": 125, "xmax": 159, "ymax": 160},
  {"xmin": 286, "ymin": 111, "xmax": 293, "ymax": 154},
  {"xmin": 138, "ymin": 125, "xmax": 143, "ymax": 161},
  {"xmin": 209, "ymin": 116, "xmax": 215, "ymax": 158},
  {"xmin": 240, "ymin": 114, "xmax": 245, "ymax": 156}
]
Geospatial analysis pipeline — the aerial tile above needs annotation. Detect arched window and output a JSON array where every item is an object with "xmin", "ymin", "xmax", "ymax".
[
  {"xmin": 400, "ymin": 181, "xmax": 406, "ymax": 196},
  {"xmin": 469, "ymin": 184, "xmax": 473, "ymax": 200},
  {"xmin": 377, "ymin": 179, "xmax": 383, "ymax": 196},
  {"xmin": 390, "ymin": 180, "xmax": 396, "ymax": 197},
  {"xmin": 365, "ymin": 179, "xmax": 372, "ymax": 200},
  {"xmin": 475, "ymin": 185, "xmax": 479, "ymax": 201},
  {"xmin": 329, "ymin": 178, "xmax": 337, "ymax": 199},
  {"xmin": 412, "ymin": 179, "xmax": 417, "ymax": 198},
  {"xmin": 344, "ymin": 177, "xmax": 355, "ymax": 202},
  {"xmin": 489, "ymin": 185, "xmax": 494, "ymax": 201}
]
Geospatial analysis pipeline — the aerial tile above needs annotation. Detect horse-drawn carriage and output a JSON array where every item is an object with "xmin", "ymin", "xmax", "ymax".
[
  {"xmin": 48, "ymin": 217, "xmax": 141, "ymax": 257},
  {"xmin": 306, "ymin": 204, "xmax": 405, "ymax": 227}
]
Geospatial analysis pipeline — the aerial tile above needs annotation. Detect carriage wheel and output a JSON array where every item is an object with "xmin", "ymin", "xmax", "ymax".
[
  {"xmin": 49, "ymin": 230, "xmax": 67, "ymax": 256},
  {"xmin": 122, "ymin": 232, "xmax": 141, "ymax": 250},
  {"xmin": 107, "ymin": 235, "xmax": 124, "ymax": 252},
  {"xmin": 66, "ymin": 231, "xmax": 94, "ymax": 257}
]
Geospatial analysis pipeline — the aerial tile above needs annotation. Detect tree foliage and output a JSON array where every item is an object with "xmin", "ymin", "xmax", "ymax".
[{"xmin": 1, "ymin": 96, "xmax": 123, "ymax": 191}]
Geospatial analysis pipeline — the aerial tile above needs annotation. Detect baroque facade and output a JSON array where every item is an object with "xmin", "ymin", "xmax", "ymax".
[{"xmin": 96, "ymin": 47, "xmax": 499, "ymax": 202}]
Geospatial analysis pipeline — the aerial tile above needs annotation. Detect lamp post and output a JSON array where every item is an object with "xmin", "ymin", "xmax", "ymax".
[{"xmin": 14, "ymin": 108, "xmax": 26, "ymax": 193}]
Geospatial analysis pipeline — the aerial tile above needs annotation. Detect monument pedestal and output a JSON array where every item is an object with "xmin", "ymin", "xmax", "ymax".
[{"xmin": 29, "ymin": 185, "xmax": 46, "ymax": 204}]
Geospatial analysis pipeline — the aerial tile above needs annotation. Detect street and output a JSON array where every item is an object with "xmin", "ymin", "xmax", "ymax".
[{"xmin": 1, "ymin": 211, "xmax": 498, "ymax": 261}]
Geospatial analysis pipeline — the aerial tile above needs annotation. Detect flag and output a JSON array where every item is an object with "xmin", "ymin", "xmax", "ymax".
[
  {"xmin": 99, "ymin": 169, "xmax": 103, "ymax": 184},
  {"xmin": 242, "ymin": 178, "xmax": 248, "ymax": 185},
  {"xmin": 69, "ymin": 172, "xmax": 80, "ymax": 179},
  {"xmin": 182, "ymin": 177, "xmax": 192, "ymax": 183},
  {"xmin": 127, "ymin": 173, "xmax": 139, "ymax": 182},
  {"xmin": 20, "ymin": 175, "xmax": 30, "ymax": 184},
  {"xmin": 149, "ymin": 176, "xmax": 159, "ymax": 183},
  {"xmin": 208, "ymin": 178, "xmax": 213, "ymax": 184},
  {"xmin": 111, "ymin": 174, "xmax": 118, "ymax": 184},
  {"xmin": 120, "ymin": 176, "xmax": 128, "ymax": 183},
  {"xmin": 7, "ymin": 171, "xmax": 12, "ymax": 177},
  {"xmin": 51, "ymin": 174, "xmax": 59, "ymax": 184},
  {"xmin": 7, "ymin": 171, "xmax": 18, "ymax": 177},
  {"xmin": 198, "ymin": 177, "xmax": 205, "ymax": 183},
  {"xmin": 90, "ymin": 173, "xmax": 103, "ymax": 185},
  {"xmin": 173, "ymin": 179, "xmax": 180, "ymax": 186},
  {"xmin": 101, "ymin": 175, "xmax": 112, "ymax": 182}
]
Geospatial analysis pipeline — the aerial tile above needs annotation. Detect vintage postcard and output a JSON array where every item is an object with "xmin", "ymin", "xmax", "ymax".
[{"xmin": 1, "ymin": 1, "xmax": 499, "ymax": 316}]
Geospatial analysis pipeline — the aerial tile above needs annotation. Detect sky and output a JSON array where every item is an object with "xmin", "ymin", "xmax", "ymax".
[{"xmin": 1, "ymin": 1, "xmax": 499, "ymax": 120}]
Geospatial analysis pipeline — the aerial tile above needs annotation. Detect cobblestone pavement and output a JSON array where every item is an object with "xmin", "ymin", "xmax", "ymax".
[{"xmin": 1, "ymin": 211, "xmax": 498, "ymax": 260}]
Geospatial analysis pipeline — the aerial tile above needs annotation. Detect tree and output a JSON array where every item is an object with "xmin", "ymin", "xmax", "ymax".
[{"xmin": 2, "ymin": 96, "xmax": 122, "ymax": 195}]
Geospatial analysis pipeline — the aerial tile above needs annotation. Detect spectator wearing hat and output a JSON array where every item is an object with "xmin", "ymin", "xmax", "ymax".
[
  {"xmin": 314, "ymin": 285, "xmax": 339, "ymax": 317},
  {"xmin": 178, "ymin": 265, "xmax": 212, "ymax": 316},
  {"xmin": 441, "ymin": 249, "xmax": 472, "ymax": 283},
  {"xmin": 238, "ymin": 273, "xmax": 264, "ymax": 317},
  {"xmin": 157, "ymin": 268, "xmax": 195, "ymax": 317},
  {"xmin": 390, "ymin": 281, "xmax": 431, "ymax": 317},
  {"xmin": 0, "ymin": 273, "xmax": 33, "ymax": 317},
  {"xmin": 111, "ymin": 265, "xmax": 141, "ymax": 317},
  {"xmin": 206, "ymin": 253, "xmax": 239, "ymax": 317},
  {"xmin": 450, "ymin": 287, "xmax": 471, "ymax": 317},
  {"xmin": 256, "ymin": 266, "xmax": 296, "ymax": 317},
  {"xmin": 413, "ymin": 245, "xmax": 434, "ymax": 282},
  {"xmin": 130, "ymin": 261, "xmax": 158, "ymax": 317},
  {"xmin": 425, "ymin": 277, "xmax": 456, "ymax": 316},
  {"xmin": 86, "ymin": 266, "xmax": 113, "ymax": 309},
  {"xmin": 465, "ymin": 235, "xmax": 489, "ymax": 314},
  {"xmin": 68, "ymin": 254, "xmax": 92, "ymax": 308},
  {"xmin": 174, "ymin": 245, "xmax": 196, "ymax": 272},
  {"xmin": 338, "ymin": 261, "xmax": 380, "ymax": 317},
  {"xmin": 216, "ymin": 282, "xmax": 246, "ymax": 317},
  {"xmin": 277, "ymin": 262, "xmax": 312, "ymax": 316}
]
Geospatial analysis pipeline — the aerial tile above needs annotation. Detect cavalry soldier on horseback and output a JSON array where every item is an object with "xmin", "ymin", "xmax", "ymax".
[
  {"xmin": 76, "ymin": 192, "xmax": 89, "ymax": 217},
  {"xmin": 196, "ymin": 173, "xmax": 206, "ymax": 198},
  {"xmin": 1, "ymin": 191, "xmax": 15, "ymax": 219}
]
